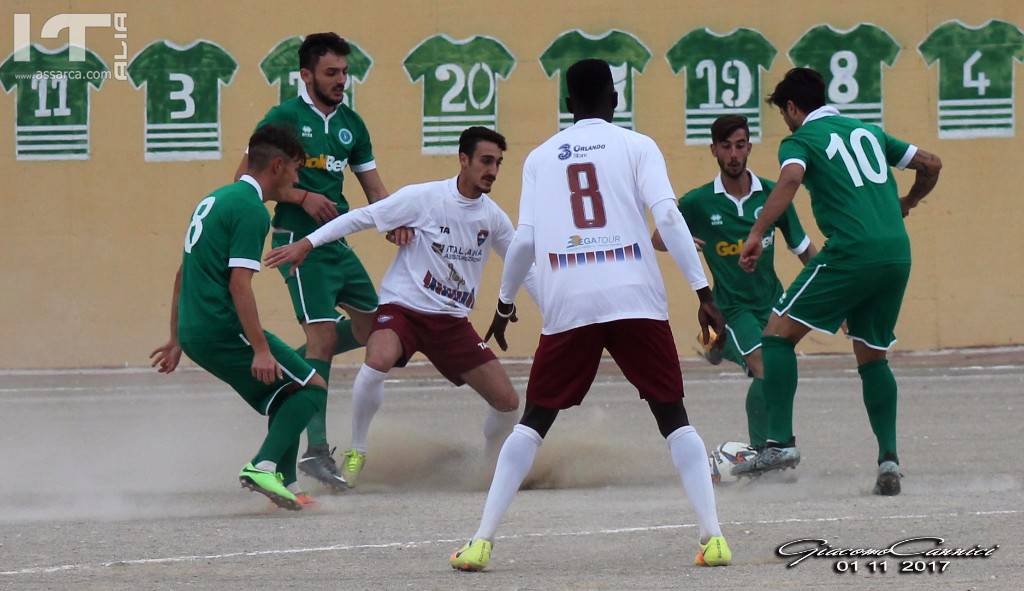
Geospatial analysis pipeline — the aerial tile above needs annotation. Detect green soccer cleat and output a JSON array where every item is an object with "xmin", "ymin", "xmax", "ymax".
[
  {"xmin": 695, "ymin": 535, "xmax": 732, "ymax": 566},
  {"xmin": 239, "ymin": 463, "xmax": 301, "ymax": 511},
  {"xmin": 450, "ymin": 539, "xmax": 492, "ymax": 571},
  {"xmin": 341, "ymin": 449, "xmax": 366, "ymax": 488}
]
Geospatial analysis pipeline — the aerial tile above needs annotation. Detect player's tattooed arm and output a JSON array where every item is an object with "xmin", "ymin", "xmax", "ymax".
[
  {"xmin": 900, "ymin": 149, "xmax": 943, "ymax": 218},
  {"xmin": 150, "ymin": 266, "xmax": 183, "ymax": 374},
  {"xmin": 229, "ymin": 268, "xmax": 282, "ymax": 385}
]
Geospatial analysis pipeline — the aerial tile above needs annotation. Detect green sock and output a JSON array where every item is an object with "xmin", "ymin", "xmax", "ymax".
[
  {"xmin": 304, "ymin": 359, "xmax": 332, "ymax": 448},
  {"xmin": 859, "ymin": 359, "xmax": 899, "ymax": 465},
  {"xmin": 762, "ymin": 336, "xmax": 798, "ymax": 444},
  {"xmin": 745, "ymin": 378, "xmax": 769, "ymax": 447},
  {"xmin": 332, "ymin": 318, "xmax": 363, "ymax": 355},
  {"xmin": 268, "ymin": 411, "xmax": 301, "ymax": 486},
  {"xmin": 255, "ymin": 386, "xmax": 327, "ymax": 465}
]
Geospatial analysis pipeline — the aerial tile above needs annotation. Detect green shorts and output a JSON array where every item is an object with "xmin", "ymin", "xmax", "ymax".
[
  {"xmin": 272, "ymin": 230, "xmax": 379, "ymax": 324},
  {"xmin": 721, "ymin": 307, "xmax": 771, "ymax": 370},
  {"xmin": 181, "ymin": 331, "xmax": 316, "ymax": 415},
  {"xmin": 774, "ymin": 260, "xmax": 911, "ymax": 350}
]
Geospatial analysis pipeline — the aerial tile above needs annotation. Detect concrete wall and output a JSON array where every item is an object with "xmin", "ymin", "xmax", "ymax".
[{"xmin": 1, "ymin": 0, "xmax": 1021, "ymax": 368}]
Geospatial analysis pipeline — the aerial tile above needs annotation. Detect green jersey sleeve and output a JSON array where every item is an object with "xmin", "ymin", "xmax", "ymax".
[
  {"xmin": 678, "ymin": 192, "xmax": 703, "ymax": 237},
  {"xmin": 778, "ymin": 136, "xmax": 810, "ymax": 168},
  {"xmin": 777, "ymin": 203, "xmax": 809, "ymax": 251},
  {"xmin": 228, "ymin": 204, "xmax": 270, "ymax": 269},
  {"xmin": 347, "ymin": 111, "xmax": 374, "ymax": 169},
  {"xmin": 255, "ymin": 103, "xmax": 292, "ymax": 131},
  {"xmin": 882, "ymin": 131, "xmax": 915, "ymax": 169}
]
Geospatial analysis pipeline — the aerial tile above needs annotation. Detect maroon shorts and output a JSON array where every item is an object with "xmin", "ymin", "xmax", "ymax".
[
  {"xmin": 525, "ymin": 318, "xmax": 684, "ymax": 409},
  {"xmin": 371, "ymin": 303, "xmax": 496, "ymax": 385}
]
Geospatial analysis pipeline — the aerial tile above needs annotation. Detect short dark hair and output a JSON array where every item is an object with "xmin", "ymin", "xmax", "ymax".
[
  {"xmin": 767, "ymin": 67, "xmax": 827, "ymax": 113},
  {"xmin": 247, "ymin": 125, "xmax": 305, "ymax": 170},
  {"xmin": 710, "ymin": 115, "xmax": 750, "ymax": 144},
  {"xmin": 459, "ymin": 126, "xmax": 507, "ymax": 157},
  {"xmin": 299, "ymin": 32, "xmax": 351, "ymax": 71},
  {"xmin": 566, "ymin": 59, "xmax": 613, "ymax": 110}
]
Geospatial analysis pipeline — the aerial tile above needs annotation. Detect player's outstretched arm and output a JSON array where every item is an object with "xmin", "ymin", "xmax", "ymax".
[
  {"xmin": 741, "ymin": 164, "xmax": 803, "ymax": 272},
  {"xmin": 264, "ymin": 207, "xmax": 381, "ymax": 272},
  {"xmin": 355, "ymin": 169, "xmax": 414, "ymax": 246},
  {"xmin": 150, "ymin": 265, "xmax": 183, "ymax": 374},
  {"xmin": 229, "ymin": 268, "xmax": 281, "ymax": 385},
  {"xmin": 900, "ymin": 149, "xmax": 942, "ymax": 218}
]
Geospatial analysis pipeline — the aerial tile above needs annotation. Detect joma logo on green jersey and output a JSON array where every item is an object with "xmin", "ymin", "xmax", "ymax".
[
  {"xmin": 716, "ymin": 235, "xmax": 773, "ymax": 256},
  {"xmin": 305, "ymin": 153, "xmax": 346, "ymax": 172}
]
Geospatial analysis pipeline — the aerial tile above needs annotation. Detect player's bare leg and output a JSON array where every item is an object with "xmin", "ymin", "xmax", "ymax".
[
  {"xmin": 732, "ymin": 314, "xmax": 809, "ymax": 478},
  {"xmin": 459, "ymin": 360, "xmax": 520, "ymax": 465},
  {"xmin": 852, "ymin": 340, "xmax": 901, "ymax": 495}
]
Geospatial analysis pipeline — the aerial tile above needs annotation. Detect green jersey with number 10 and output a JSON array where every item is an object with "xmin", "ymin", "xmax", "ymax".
[{"xmin": 777, "ymin": 107, "xmax": 916, "ymax": 267}]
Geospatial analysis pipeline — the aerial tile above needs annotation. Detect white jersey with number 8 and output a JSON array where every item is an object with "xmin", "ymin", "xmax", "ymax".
[{"xmin": 518, "ymin": 118, "xmax": 682, "ymax": 334}]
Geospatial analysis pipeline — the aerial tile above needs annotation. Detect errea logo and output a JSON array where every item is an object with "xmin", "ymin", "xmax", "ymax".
[
  {"xmin": 301, "ymin": 125, "xmax": 313, "ymax": 139},
  {"xmin": 710, "ymin": 214, "xmax": 723, "ymax": 226},
  {"xmin": 305, "ymin": 154, "xmax": 347, "ymax": 172}
]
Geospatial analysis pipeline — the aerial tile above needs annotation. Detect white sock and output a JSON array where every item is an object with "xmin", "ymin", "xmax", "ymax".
[
  {"xmin": 667, "ymin": 426, "xmax": 722, "ymax": 541},
  {"xmin": 351, "ymin": 364, "xmax": 386, "ymax": 453},
  {"xmin": 472, "ymin": 424, "xmax": 542, "ymax": 541},
  {"xmin": 483, "ymin": 407, "xmax": 518, "ymax": 461},
  {"xmin": 254, "ymin": 460, "xmax": 276, "ymax": 473}
]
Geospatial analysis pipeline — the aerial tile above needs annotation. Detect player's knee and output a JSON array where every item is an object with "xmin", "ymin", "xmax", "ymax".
[
  {"xmin": 520, "ymin": 403, "xmax": 558, "ymax": 438},
  {"xmin": 745, "ymin": 350, "xmax": 764, "ymax": 378},
  {"xmin": 307, "ymin": 374, "xmax": 327, "ymax": 389},
  {"xmin": 297, "ymin": 384, "xmax": 328, "ymax": 411},
  {"xmin": 490, "ymin": 388, "xmax": 519, "ymax": 413},
  {"xmin": 648, "ymin": 400, "xmax": 690, "ymax": 438}
]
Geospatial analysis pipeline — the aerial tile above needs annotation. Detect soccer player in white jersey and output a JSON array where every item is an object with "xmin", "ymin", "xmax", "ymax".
[
  {"xmin": 265, "ymin": 127, "xmax": 535, "ymax": 487},
  {"xmin": 448, "ymin": 60, "xmax": 731, "ymax": 572}
]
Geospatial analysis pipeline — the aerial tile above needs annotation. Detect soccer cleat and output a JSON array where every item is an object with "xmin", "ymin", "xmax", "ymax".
[
  {"xmin": 731, "ymin": 443, "xmax": 800, "ymax": 478},
  {"xmin": 695, "ymin": 535, "xmax": 732, "ymax": 566},
  {"xmin": 341, "ymin": 449, "xmax": 367, "ymax": 488},
  {"xmin": 873, "ymin": 460, "xmax": 902, "ymax": 496},
  {"xmin": 449, "ymin": 539, "xmax": 492, "ymax": 572},
  {"xmin": 294, "ymin": 492, "xmax": 319, "ymax": 508},
  {"xmin": 298, "ymin": 445, "xmax": 348, "ymax": 492},
  {"xmin": 239, "ymin": 463, "xmax": 301, "ymax": 511}
]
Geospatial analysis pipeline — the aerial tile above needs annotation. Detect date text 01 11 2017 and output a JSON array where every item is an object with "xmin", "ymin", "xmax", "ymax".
[{"xmin": 775, "ymin": 537, "xmax": 999, "ymax": 571}]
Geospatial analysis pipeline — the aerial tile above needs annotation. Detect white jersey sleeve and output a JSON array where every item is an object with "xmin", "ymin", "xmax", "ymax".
[{"xmin": 632, "ymin": 134, "xmax": 678, "ymax": 211}]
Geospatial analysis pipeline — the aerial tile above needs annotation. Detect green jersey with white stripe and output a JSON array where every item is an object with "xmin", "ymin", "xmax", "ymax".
[
  {"xmin": 777, "ymin": 107, "xmax": 915, "ymax": 267},
  {"xmin": 178, "ymin": 177, "xmax": 270, "ymax": 343},
  {"xmin": 0, "ymin": 44, "xmax": 108, "ymax": 160},
  {"xmin": 789, "ymin": 24, "xmax": 900, "ymax": 127},
  {"xmin": 257, "ymin": 88, "xmax": 375, "ymax": 237},
  {"xmin": 679, "ymin": 173, "xmax": 808, "ymax": 314},
  {"xmin": 127, "ymin": 40, "xmax": 238, "ymax": 161},
  {"xmin": 403, "ymin": 35, "xmax": 515, "ymax": 154},
  {"xmin": 666, "ymin": 28, "xmax": 777, "ymax": 144},
  {"xmin": 919, "ymin": 19, "xmax": 1024, "ymax": 139}
]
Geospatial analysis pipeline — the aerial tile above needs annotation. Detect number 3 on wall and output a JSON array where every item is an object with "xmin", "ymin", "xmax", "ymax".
[{"xmin": 566, "ymin": 163, "xmax": 607, "ymax": 228}]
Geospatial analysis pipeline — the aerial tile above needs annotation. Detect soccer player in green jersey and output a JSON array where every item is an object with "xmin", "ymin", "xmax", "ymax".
[
  {"xmin": 236, "ymin": 33, "xmax": 406, "ymax": 490},
  {"xmin": 652, "ymin": 115, "xmax": 818, "ymax": 452},
  {"xmin": 151, "ymin": 125, "xmax": 328, "ymax": 510},
  {"xmin": 735, "ymin": 68, "xmax": 942, "ymax": 495}
]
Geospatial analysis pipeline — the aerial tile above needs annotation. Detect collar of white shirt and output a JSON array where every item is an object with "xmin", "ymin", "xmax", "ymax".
[{"xmin": 802, "ymin": 105, "xmax": 840, "ymax": 125}]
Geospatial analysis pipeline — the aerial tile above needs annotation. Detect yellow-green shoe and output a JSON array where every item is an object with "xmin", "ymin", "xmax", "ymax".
[
  {"xmin": 695, "ymin": 535, "xmax": 731, "ymax": 566},
  {"xmin": 449, "ymin": 539, "xmax": 492, "ymax": 571},
  {"xmin": 341, "ymin": 449, "xmax": 366, "ymax": 488},
  {"xmin": 239, "ymin": 463, "xmax": 300, "ymax": 511}
]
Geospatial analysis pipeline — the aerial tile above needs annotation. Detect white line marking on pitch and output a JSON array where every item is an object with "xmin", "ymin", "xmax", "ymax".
[{"xmin": 1, "ymin": 509, "xmax": 1017, "ymax": 576}]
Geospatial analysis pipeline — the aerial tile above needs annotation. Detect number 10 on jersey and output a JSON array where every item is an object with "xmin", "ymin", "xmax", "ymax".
[{"xmin": 567, "ymin": 163, "xmax": 607, "ymax": 228}]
